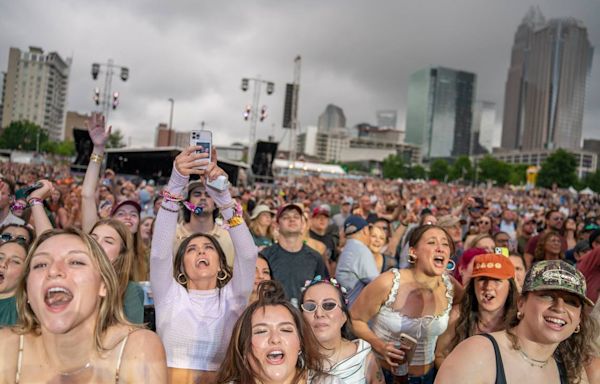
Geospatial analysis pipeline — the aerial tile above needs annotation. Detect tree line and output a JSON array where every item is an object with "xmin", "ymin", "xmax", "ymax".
[{"xmin": 380, "ymin": 149, "xmax": 600, "ymax": 193}]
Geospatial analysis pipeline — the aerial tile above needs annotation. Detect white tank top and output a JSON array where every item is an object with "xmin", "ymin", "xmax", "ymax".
[{"xmin": 370, "ymin": 268, "xmax": 453, "ymax": 366}]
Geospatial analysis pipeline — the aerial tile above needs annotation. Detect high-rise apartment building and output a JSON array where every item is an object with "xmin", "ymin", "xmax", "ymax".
[
  {"xmin": 1, "ymin": 46, "xmax": 71, "ymax": 141},
  {"xmin": 405, "ymin": 67, "xmax": 476, "ymax": 159},
  {"xmin": 502, "ymin": 7, "xmax": 593, "ymax": 150},
  {"xmin": 317, "ymin": 104, "xmax": 346, "ymax": 132}
]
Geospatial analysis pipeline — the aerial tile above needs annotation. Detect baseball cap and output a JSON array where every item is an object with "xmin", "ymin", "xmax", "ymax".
[
  {"xmin": 471, "ymin": 253, "xmax": 515, "ymax": 280},
  {"xmin": 276, "ymin": 203, "xmax": 304, "ymax": 222},
  {"xmin": 187, "ymin": 179, "xmax": 206, "ymax": 194},
  {"xmin": 111, "ymin": 200, "xmax": 142, "ymax": 216},
  {"xmin": 522, "ymin": 260, "xmax": 593, "ymax": 306},
  {"xmin": 342, "ymin": 197, "xmax": 353, "ymax": 205},
  {"xmin": 437, "ymin": 215, "xmax": 461, "ymax": 228},
  {"xmin": 344, "ymin": 215, "xmax": 369, "ymax": 236},
  {"xmin": 312, "ymin": 205, "xmax": 331, "ymax": 218},
  {"xmin": 251, "ymin": 204, "xmax": 275, "ymax": 220}
]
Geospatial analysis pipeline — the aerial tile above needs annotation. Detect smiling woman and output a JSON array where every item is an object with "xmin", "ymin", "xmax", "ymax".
[
  {"xmin": 0, "ymin": 240, "xmax": 28, "ymax": 326},
  {"xmin": 0, "ymin": 228, "xmax": 167, "ymax": 383},
  {"xmin": 435, "ymin": 260, "xmax": 597, "ymax": 384}
]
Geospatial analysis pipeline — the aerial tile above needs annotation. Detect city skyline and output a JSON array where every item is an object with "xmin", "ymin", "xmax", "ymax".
[{"xmin": 0, "ymin": 1, "xmax": 598, "ymax": 148}]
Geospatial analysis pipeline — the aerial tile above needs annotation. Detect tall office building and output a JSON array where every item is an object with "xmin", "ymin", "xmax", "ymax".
[
  {"xmin": 317, "ymin": 104, "xmax": 346, "ymax": 132},
  {"xmin": 472, "ymin": 101, "xmax": 498, "ymax": 153},
  {"xmin": 405, "ymin": 67, "xmax": 476, "ymax": 159},
  {"xmin": 1, "ymin": 46, "xmax": 71, "ymax": 141},
  {"xmin": 502, "ymin": 7, "xmax": 593, "ymax": 150}
]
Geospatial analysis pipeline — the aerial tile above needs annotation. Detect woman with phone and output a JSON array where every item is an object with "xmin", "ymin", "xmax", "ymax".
[
  {"xmin": 434, "ymin": 252, "xmax": 518, "ymax": 368},
  {"xmin": 300, "ymin": 276, "xmax": 384, "ymax": 383},
  {"xmin": 351, "ymin": 225, "xmax": 460, "ymax": 384},
  {"xmin": 436, "ymin": 260, "xmax": 597, "ymax": 384},
  {"xmin": 151, "ymin": 146, "xmax": 257, "ymax": 384}
]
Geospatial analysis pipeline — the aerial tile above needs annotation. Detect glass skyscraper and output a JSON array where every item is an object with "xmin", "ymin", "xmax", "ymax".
[
  {"xmin": 502, "ymin": 7, "xmax": 594, "ymax": 150},
  {"xmin": 405, "ymin": 67, "xmax": 476, "ymax": 160}
]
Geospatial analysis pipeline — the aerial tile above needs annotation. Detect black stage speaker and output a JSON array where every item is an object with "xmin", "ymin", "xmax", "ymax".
[{"xmin": 252, "ymin": 141, "xmax": 278, "ymax": 182}]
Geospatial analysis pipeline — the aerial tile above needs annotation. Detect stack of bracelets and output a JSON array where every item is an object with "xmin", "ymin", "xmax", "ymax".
[
  {"xmin": 159, "ymin": 189, "xmax": 244, "ymax": 228},
  {"xmin": 27, "ymin": 197, "xmax": 44, "ymax": 208}
]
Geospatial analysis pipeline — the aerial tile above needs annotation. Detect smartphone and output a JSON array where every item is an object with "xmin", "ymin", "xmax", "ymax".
[
  {"xmin": 395, "ymin": 333, "xmax": 418, "ymax": 364},
  {"xmin": 189, "ymin": 130, "xmax": 212, "ymax": 169}
]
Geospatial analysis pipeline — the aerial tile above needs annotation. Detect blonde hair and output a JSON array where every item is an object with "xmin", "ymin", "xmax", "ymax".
[
  {"xmin": 15, "ymin": 228, "xmax": 136, "ymax": 352},
  {"xmin": 91, "ymin": 219, "xmax": 134, "ymax": 298}
]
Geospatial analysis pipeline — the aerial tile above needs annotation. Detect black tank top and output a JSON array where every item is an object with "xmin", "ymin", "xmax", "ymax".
[{"xmin": 480, "ymin": 334, "xmax": 568, "ymax": 384}]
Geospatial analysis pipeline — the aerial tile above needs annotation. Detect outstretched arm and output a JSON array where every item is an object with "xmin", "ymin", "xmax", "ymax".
[
  {"xmin": 203, "ymin": 151, "xmax": 257, "ymax": 298},
  {"xmin": 150, "ymin": 146, "xmax": 207, "ymax": 304},
  {"xmin": 81, "ymin": 112, "xmax": 111, "ymax": 233}
]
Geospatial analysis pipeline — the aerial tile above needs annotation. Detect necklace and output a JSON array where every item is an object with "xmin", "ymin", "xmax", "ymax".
[
  {"xmin": 58, "ymin": 361, "xmax": 92, "ymax": 376},
  {"xmin": 517, "ymin": 347, "xmax": 550, "ymax": 368}
]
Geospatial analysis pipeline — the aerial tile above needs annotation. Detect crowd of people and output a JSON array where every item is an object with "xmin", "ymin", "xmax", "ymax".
[{"xmin": 0, "ymin": 112, "xmax": 599, "ymax": 383}]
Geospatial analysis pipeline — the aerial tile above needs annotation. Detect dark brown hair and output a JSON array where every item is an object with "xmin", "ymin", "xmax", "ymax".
[
  {"xmin": 533, "ymin": 230, "xmax": 564, "ymax": 263},
  {"xmin": 409, "ymin": 224, "xmax": 456, "ymax": 257},
  {"xmin": 217, "ymin": 280, "xmax": 326, "ymax": 384},
  {"xmin": 173, "ymin": 233, "xmax": 232, "ymax": 288},
  {"xmin": 448, "ymin": 278, "xmax": 518, "ymax": 354},
  {"xmin": 506, "ymin": 292, "xmax": 597, "ymax": 384}
]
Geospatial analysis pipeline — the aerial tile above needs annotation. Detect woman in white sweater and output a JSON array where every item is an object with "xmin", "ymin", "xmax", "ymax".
[{"xmin": 151, "ymin": 146, "xmax": 257, "ymax": 384}]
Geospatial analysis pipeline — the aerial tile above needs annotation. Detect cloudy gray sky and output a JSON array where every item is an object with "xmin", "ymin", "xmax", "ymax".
[{"xmin": 1, "ymin": 0, "xmax": 599, "ymax": 148}]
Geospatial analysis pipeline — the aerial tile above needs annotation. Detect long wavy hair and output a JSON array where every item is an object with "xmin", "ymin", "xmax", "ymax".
[
  {"xmin": 91, "ymin": 219, "xmax": 134, "ymax": 299},
  {"xmin": 533, "ymin": 230, "xmax": 564, "ymax": 263},
  {"xmin": 173, "ymin": 233, "xmax": 232, "ymax": 289},
  {"xmin": 14, "ymin": 228, "xmax": 136, "ymax": 352},
  {"xmin": 448, "ymin": 278, "xmax": 519, "ymax": 354},
  {"xmin": 217, "ymin": 280, "xmax": 326, "ymax": 384},
  {"xmin": 506, "ymin": 292, "xmax": 597, "ymax": 384}
]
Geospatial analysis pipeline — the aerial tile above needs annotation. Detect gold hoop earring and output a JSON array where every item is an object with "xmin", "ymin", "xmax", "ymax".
[
  {"xmin": 574, "ymin": 324, "xmax": 581, "ymax": 334},
  {"xmin": 517, "ymin": 311, "xmax": 523, "ymax": 320},
  {"xmin": 408, "ymin": 253, "xmax": 417, "ymax": 264},
  {"xmin": 217, "ymin": 269, "xmax": 230, "ymax": 282},
  {"xmin": 177, "ymin": 272, "xmax": 188, "ymax": 285}
]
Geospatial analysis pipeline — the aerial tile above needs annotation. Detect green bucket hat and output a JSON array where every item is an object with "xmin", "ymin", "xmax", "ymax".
[{"xmin": 523, "ymin": 260, "xmax": 593, "ymax": 306}]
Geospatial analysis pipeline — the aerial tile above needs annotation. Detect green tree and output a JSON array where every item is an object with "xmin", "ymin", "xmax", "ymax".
[
  {"xmin": 406, "ymin": 165, "xmax": 427, "ymax": 180},
  {"xmin": 537, "ymin": 149, "xmax": 578, "ymax": 189},
  {"xmin": 106, "ymin": 129, "xmax": 126, "ymax": 148},
  {"xmin": 582, "ymin": 169, "xmax": 600, "ymax": 193},
  {"xmin": 476, "ymin": 155, "xmax": 513, "ymax": 185},
  {"xmin": 449, "ymin": 156, "xmax": 474, "ymax": 182},
  {"xmin": 42, "ymin": 140, "xmax": 76, "ymax": 156},
  {"xmin": 382, "ymin": 154, "xmax": 405, "ymax": 179},
  {"xmin": 508, "ymin": 164, "xmax": 528, "ymax": 186},
  {"xmin": 0, "ymin": 121, "xmax": 48, "ymax": 151},
  {"xmin": 429, "ymin": 159, "xmax": 450, "ymax": 181}
]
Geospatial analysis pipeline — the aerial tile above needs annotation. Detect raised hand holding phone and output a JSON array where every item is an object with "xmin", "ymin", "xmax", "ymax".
[{"xmin": 189, "ymin": 130, "xmax": 212, "ymax": 169}]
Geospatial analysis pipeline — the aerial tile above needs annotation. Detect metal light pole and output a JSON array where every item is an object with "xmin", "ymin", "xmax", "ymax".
[
  {"xmin": 168, "ymin": 98, "xmax": 174, "ymax": 146},
  {"xmin": 240, "ymin": 77, "xmax": 274, "ymax": 169},
  {"xmin": 91, "ymin": 59, "xmax": 129, "ymax": 125}
]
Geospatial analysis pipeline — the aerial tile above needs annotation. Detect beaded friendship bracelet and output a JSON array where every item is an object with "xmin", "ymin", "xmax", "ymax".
[
  {"xmin": 160, "ymin": 190, "xmax": 184, "ymax": 203},
  {"xmin": 160, "ymin": 203, "xmax": 180, "ymax": 213},
  {"xmin": 27, "ymin": 197, "xmax": 44, "ymax": 207}
]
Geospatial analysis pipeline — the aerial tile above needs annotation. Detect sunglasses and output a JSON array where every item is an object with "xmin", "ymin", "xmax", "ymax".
[
  {"xmin": 0, "ymin": 233, "xmax": 28, "ymax": 245},
  {"xmin": 300, "ymin": 301, "xmax": 340, "ymax": 313}
]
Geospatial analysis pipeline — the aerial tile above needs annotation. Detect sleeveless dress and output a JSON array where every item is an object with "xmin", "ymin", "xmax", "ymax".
[{"xmin": 370, "ymin": 268, "xmax": 453, "ymax": 366}]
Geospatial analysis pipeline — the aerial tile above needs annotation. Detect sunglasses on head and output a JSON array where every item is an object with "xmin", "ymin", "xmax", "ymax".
[
  {"xmin": 0, "ymin": 233, "xmax": 27, "ymax": 245},
  {"xmin": 300, "ymin": 301, "xmax": 340, "ymax": 313}
]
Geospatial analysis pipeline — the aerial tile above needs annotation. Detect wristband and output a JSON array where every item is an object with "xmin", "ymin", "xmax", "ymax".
[
  {"xmin": 27, "ymin": 197, "xmax": 44, "ymax": 207},
  {"xmin": 160, "ymin": 190, "xmax": 184, "ymax": 202}
]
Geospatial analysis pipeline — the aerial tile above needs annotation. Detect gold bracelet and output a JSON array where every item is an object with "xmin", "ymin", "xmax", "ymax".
[
  {"xmin": 227, "ymin": 216, "xmax": 244, "ymax": 228},
  {"xmin": 90, "ymin": 153, "xmax": 104, "ymax": 163}
]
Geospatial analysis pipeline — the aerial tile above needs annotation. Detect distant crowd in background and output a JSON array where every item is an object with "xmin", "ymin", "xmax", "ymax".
[{"xmin": 0, "ymin": 114, "xmax": 599, "ymax": 383}]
